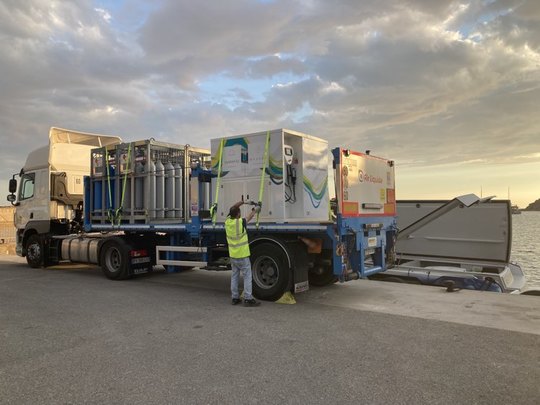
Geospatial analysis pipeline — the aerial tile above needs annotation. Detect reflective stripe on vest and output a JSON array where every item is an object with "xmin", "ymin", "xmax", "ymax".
[{"xmin": 225, "ymin": 217, "xmax": 250, "ymax": 259}]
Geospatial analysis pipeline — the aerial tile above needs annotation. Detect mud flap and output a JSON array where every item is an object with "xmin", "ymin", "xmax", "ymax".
[{"xmin": 287, "ymin": 241, "xmax": 309, "ymax": 293}]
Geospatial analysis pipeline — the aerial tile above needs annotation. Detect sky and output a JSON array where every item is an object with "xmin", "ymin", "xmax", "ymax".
[{"xmin": 0, "ymin": 0, "xmax": 539, "ymax": 207}]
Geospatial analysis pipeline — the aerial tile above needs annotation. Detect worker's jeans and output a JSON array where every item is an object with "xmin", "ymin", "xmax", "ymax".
[{"xmin": 231, "ymin": 257, "xmax": 253, "ymax": 300}]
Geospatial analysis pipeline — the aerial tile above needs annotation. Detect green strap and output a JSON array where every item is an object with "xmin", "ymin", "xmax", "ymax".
[
  {"xmin": 115, "ymin": 142, "xmax": 132, "ymax": 225},
  {"xmin": 104, "ymin": 147, "xmax": 114, "ymax": 225},
  {"xmin": 256, "ymin": 130, "xmax": 271, "ymax": 228},
  {"xmin": 211, "ymin": 139, "xmax": 224, "ymax": 225}
]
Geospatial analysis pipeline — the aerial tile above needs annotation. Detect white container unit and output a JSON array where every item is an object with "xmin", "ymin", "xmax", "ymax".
[{"xmin": 211, "ymin": 129, "xmax": 330, "ymax": 223}]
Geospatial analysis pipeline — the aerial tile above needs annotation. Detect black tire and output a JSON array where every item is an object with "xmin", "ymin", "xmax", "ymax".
[
  {"xmin": 100, "ymin": 238, "xmax": 130, "ymax": 280},
  {"xmin": 250, "ymin": 242, "xmax": 290, "ymax": 301},
  {"xmin": 26, "ymin": 234, "xmax": 44, "ymax": 268},
  {"xmin": 308, "ymin": 262, "xmax": 337, "ymax": 287}
]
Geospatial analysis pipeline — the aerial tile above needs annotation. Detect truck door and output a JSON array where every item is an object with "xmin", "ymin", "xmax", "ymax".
[
  {"xmin": 14, "ymin": 173, "xmax": 35, "ymax": 230},
  {"xmin": 14, "ymin": 169, "xmax": 50, "ymax": 231}
]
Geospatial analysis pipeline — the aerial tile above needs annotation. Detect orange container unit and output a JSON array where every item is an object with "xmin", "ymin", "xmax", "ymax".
[{"xmin": 334, "ymin": 148, "xmax": 396, "ymax": 218}]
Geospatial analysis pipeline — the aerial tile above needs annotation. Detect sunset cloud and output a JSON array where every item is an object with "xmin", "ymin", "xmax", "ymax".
[{"xmin": 0, "ymin": 0, "xmax": 538, "ymax": 205}]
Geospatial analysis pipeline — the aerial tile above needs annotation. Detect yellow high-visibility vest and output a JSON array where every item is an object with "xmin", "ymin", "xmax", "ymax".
[{"xmin": 225, "ymin": 217, "xmax": 250, "ymax": 259}]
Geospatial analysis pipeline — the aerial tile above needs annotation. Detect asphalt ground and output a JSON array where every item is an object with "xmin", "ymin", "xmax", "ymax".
[{"xmin": 1, "ymin": 256, "xmax": 539, "ymax": 405}]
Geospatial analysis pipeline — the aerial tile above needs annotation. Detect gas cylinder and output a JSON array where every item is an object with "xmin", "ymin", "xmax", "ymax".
[
  {"xmin": 121, "ymin": 176, "xmax": 131, "ymax": 216},
  {"xmin": 203, "ymin": 182, "xmax": 210, "ymax": 211},
  {"xmin": 174, "ymin": 162, "xmax": 183, "ymax": 219},
  {"xmin": 147, "ymin": 159, "xmax": 156, "ymax": 219},
  {"xmin": 105, "ymin": 164, "xmax": 115, "ymax": 211},
  {"xmin": 134, "ymin": 160, "xmax": 145, "ymax": 210},
  {"xmin": 164, "ymin": 161, "xmax": 175, "ymax": 218},
  {"xmin": 155, "ymin": 160, "xmax": 165, "ymax": 219}
]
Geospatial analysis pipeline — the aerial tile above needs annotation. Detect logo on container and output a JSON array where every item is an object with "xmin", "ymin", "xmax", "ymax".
[{"xmin": 358, "ymin": 169, "xmax": 382, "ymax": 184}]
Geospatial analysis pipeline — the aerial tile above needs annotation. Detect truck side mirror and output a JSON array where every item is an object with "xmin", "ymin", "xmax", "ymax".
[
  {"xmin": 9, "ymin": 178, "xmax": 17, "ymax": 193},
  {"xmin": 6, "ymin": 194, "xmax": 16, "ymax": 203}
]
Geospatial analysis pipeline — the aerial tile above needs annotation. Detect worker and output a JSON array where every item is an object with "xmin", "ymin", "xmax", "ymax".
[{"xmin": 225, "ymin": 200, "xmax": 261, "ymax": 307}]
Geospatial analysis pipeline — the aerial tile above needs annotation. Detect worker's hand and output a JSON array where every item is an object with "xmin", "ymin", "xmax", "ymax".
[{"xmin": 252, "ymin": 205, "xmax": 261, "ymax": 214}]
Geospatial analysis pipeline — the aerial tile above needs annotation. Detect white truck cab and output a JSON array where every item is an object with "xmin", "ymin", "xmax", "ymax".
[{"xmin": 7, "ymin": 127, "xmax": 121, "ymax": 265}]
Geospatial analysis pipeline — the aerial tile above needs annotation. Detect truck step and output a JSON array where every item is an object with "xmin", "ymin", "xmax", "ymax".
[
  {"xmin": 156, "ymin": 246, "xmax": 207, "ymax": 253},
  {"xmin": 158, "ymin": 259, "xmax": 208, "ymax": 267},
  {"xmin": 155, "ymin": 245, "xmax": 208, "ymax": 268}
]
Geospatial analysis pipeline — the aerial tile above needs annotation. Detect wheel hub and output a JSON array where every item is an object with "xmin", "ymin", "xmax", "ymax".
[
  {"xmin": 28, "ymin": 244, "xmax": 40, "ymax": 260},
  {"xmin": 106, "ymin": 247, "xmax": 122, "ymax": 272},
  {"xmin": 253, "ymin": 256, "xmax": 279, "ymax": 289}
]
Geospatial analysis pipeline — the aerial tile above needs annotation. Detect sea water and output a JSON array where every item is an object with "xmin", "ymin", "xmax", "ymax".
[{"xmin": 511, "ymin": 211, "xmax": 540, "ymax": 289}]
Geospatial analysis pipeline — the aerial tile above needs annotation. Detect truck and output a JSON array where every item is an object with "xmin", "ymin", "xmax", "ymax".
[{"xmin": 7, "ymin": 127, "xmax": 398, "ymax": 301}]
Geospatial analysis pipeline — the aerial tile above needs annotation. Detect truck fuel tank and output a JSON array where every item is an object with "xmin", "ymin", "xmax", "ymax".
[{"xmin": 60, "ymin": 236, "xmax": 101, "ymax": 264}]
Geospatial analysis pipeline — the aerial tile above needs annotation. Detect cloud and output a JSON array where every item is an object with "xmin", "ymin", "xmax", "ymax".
[{"xmin": 0, "ymin": 0, "xmax": 539, "ymax": 207}]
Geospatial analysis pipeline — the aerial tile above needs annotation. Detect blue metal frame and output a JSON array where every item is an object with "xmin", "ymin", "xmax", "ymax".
[
  {"xmin": 83, "ymin": 176, "xmax": 91, "ymax": 231},
  {"xmin": 331, "ymin": 214, "xmax": 396, "ymax": 280}
]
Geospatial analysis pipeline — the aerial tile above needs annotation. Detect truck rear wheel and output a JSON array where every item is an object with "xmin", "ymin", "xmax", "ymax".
[
  {"xmin": 100, "ymin": 238, "xmax": 130, "ymax": 280},
  {"xmin": 251, "ymin": 242, "xmax": 290, "ymax": 301},
  {"xmin": 26, "ymin": 234, "xmax": 44, "ymax": 268},
  {"xmin": 309, "ymin": 266, "xmax": 337, "ymax": 286},
  {"xmin": 308, "ymin": 255, "xmax": 337, "ymax": 286}
]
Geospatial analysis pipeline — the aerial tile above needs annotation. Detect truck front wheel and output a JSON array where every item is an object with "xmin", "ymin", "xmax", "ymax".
[
  {"xmin": 26, "ymin": 234, "xmax": 44, "ymax": 268},
  {"xmin": 250, "ymin": 242, "xmax": 290, "ymax": 301},
  {"xmin": 100, "ymin": 238, "xmax": 130, "ymax": 280}
]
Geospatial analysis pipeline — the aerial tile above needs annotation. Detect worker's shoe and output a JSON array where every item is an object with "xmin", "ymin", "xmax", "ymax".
[
  {"xmin": 243, "ymin": 298, "xmax": 261, "ymax": 307},
  {"xmin": 231, "ymin": 298, "xmax": 242, "ymax": 305}
]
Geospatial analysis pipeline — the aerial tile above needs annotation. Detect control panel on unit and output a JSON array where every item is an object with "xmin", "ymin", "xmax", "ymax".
[
  {"xmin": 283, "ymin": 145, "xmax": 297, "ymax": 204},
  {"xmin": 284, "ymin": 144, "xmax": 294, "ymax": 165}
]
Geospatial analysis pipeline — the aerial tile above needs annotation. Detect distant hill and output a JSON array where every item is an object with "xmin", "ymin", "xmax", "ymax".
[{"xmin": 524, "ymin": 198, "xmax": 540, "ymax": 211}]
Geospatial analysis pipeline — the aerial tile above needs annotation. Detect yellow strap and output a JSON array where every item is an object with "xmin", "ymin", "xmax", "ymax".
[
  {"xmin": 104, "ymin": 147, "xmax": 114, "ymax": 225},
  {"xmin": 115, "ymin": 142, "xmax": 132, "ymax": 225},
  {"xmin": 256, "ymin": 131, "xmax": 270, "ymax": 228},
  {"xmin": 211, "ymin": 138, "xmax": 224, "ymax": 225}
]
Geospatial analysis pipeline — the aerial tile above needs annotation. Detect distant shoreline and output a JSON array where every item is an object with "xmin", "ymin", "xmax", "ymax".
[{"xmin": 523, "ymin": 198, "xmax": 540, "ymax": 211}]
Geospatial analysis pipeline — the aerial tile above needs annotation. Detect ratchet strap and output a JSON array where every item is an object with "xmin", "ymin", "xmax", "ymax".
[
  {"xmin": 104, "ymin": 147, "xmax": 114, "ymax": 225},
  {"xmin": 256, "ymin": 130, "xmax": 271, "ymax": 228},
  {"xmin": 211, "ymin": 138, "xmax": 224, "ymax": 225},
  {"xmin": 115, "ymin": 142, "xmax": 132, "ymax": 225}
]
